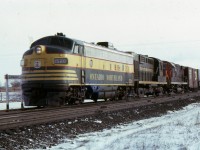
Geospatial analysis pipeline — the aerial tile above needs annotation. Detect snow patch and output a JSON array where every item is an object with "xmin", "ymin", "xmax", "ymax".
[
  {"xmin": 94, "ymin": 120, "xmax": 102, "ymax": 124},
  {"xmin": 49, "ymin": 103, "xmax": 200, "ymax": 150}
]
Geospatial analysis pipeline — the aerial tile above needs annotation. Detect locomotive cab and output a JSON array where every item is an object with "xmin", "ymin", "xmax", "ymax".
[{"xmin": 21, "ymin": 33, "xmax": 85, "ymax": 106}]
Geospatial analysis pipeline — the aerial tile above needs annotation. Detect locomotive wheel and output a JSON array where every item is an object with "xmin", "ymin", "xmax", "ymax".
[
  {"xmin": 68, "ymin": 98, "xmax": 75, "ymax": 105},
  {"xmin": 138, "ymin": 88, "xmax": 145, "ymax": 97},
  {"xmin": 110, "ymin": 97, "xmax": 116, "ymax": 101},
  {"xmin": 92, "ymin": 93, "xmax": 98, "ymax": 103},
  {"xmin": 66, "ymin": 87, "xmax": 86, "ymax": 105},
  {"xmin": 79, "ymin": 97, "xmax": 84, "ymax": 104}
]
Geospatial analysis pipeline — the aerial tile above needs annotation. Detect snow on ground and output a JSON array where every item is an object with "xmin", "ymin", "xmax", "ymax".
[
  {"xmin": 0, "ymin": 102, "xmax": 22, "ymax": 110},
  {"xmin": 0, "ymin": 92, "xmax": 22, "ymax": 110},
  {"xmin": 0, "ymin": 102, "xmax": 36, "ymax": 110},
  {"xmin": 0, "ymin": 92, "xmax": 21, "ymax": 101},
  {"xmin": 0, "ymin": 92, "xmax": 35, "ymax": 110},
  {"xmin": 0, "ymin": 92, "xmax": 98, "ymax": 110},
  {"xmin": 49, "ymin": 103, "xmax": 200, "ymax": 150}
]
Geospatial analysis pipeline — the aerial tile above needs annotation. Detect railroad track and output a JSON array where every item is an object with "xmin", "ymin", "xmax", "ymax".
[{"xmin": 0, "ymin": 91, "xmax": 200, "ymax": 131}]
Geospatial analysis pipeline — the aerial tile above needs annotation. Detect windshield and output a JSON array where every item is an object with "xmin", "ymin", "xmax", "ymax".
[{"xmin": 30, "ymin": 36, "xmax": 74, "ymax": 50}]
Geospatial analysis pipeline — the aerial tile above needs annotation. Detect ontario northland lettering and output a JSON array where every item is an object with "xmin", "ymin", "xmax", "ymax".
[{"xmin": 90, "ymin": 73, "xmax": 123, "ymax": 82}]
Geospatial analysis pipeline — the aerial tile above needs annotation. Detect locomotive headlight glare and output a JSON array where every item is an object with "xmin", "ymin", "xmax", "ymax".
[{"xmin": 35, "ymin": 46, "xmax": 42, "ymax": 54}]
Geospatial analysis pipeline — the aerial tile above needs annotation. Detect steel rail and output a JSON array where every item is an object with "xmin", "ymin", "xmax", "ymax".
[{"xmin": 0, "ymin": 91, "xmax": 199, "ymax": 131}]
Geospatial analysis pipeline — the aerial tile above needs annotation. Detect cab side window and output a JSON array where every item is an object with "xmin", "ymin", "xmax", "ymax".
[
  {"xmin": 79, "ymin": 46, "xmax": 84, "ymax": 55},
  {"xmin": 74, "ymin": 45, "xmax": 84, "ymax": 55},
  {"xmin": 74, "ymin": 45, "xmax": 79, "ymax": 54}
]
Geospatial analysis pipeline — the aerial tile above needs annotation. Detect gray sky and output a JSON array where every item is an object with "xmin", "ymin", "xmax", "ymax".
[{"xmin": 0, "ymin": 0, "xmax": 200, "ymax": 84}]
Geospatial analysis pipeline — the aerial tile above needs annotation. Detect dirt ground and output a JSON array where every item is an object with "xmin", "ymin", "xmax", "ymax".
[{"xmin": 0, "ymin": 96, "xmax": 200, "ymax": 150}]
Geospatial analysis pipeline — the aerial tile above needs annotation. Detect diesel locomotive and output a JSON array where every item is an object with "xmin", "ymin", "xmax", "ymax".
[
  {"xmin": 21, "ymin": 33, "xmax": 134, "ymax": 106},
  {"xmin": 21, "ymin": 33, "xmax": 199, "ymax": 106}
]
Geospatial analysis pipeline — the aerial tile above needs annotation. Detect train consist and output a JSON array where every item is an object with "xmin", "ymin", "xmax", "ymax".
[{"xmin": 20, "ymin": 33, "xmax": 200, "ymax": 106}]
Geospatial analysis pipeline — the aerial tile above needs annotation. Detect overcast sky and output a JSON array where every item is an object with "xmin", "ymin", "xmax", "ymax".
[{"xmin": 0, "ymin": 0, "xmax": 200, "ymax": 84}]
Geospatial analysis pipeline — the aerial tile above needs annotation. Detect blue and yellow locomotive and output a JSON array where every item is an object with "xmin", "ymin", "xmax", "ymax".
[{"xmin": 21, "ymin": 33, "xmax": 134, "ymax": 106}]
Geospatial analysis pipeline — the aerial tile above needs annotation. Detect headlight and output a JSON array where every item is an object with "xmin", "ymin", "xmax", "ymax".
[
  {"xmin": 20, "ymin": 59, "xmax": 25, "ymax": 67},
  {"xmin": 35, "ymin": 46, "xmax": 42, "ymax": 54}
]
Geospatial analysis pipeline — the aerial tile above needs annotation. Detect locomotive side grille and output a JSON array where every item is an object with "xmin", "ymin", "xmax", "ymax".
[{"xmin": 134, "ymin": 60, "xmax": 139, "ymax": 80}]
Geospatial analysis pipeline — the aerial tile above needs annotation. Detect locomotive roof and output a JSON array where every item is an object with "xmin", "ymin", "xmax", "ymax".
[
  {"xmin": 163, "ymin": 60, "xmax": 176, "ymax": 68},
  {"xmin": 83, "ymin": 42, "xmax": 133, "ymax": 57},
  {"xmin": 30, "ymin": 34, "xmax": 133, "ymax": 57},
  {"xmin": 149, "ymin": 57, "xmax": 163, "ymax": 62},
  {"xmin": 30, "ymin": 35, "xmax": 84, "ymax": 48}
]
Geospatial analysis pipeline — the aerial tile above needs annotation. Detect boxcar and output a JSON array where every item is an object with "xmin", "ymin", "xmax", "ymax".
[
  {"xmin": 184, "ymin": 67, "xmax": 198, "ymax": 90},
  {"xmin": 198, "ymin": 69, "xmax": 200, "ymax": 88}
]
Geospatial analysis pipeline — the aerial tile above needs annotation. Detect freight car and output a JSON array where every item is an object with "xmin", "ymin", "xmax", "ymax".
[
  {"xmin": 184, "ymin": 67, "xmax": 198, "ymax": 90},
  {"xmin": 198, "ymin": 69, "xmax": 200, "ymax": 89},
  {"xmin": 21, "ymin": 33, "xmax": 134, "ymax": 106}
]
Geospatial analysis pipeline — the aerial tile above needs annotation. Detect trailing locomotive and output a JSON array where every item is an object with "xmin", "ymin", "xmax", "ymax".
[
  {"xmin": 133, "ymin": 55, "xmax": 198, "ymax": 96},
  {"xmin": 21, "ymin": 33, "xmax": 199, "ymax": 106},
  {"xmin": 134, "ymin": 54, "xmax": 167, "ymax": 96},
  {"xmin": 21, "ymin": 33, "xmax": 134, "ymax": 106}
]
